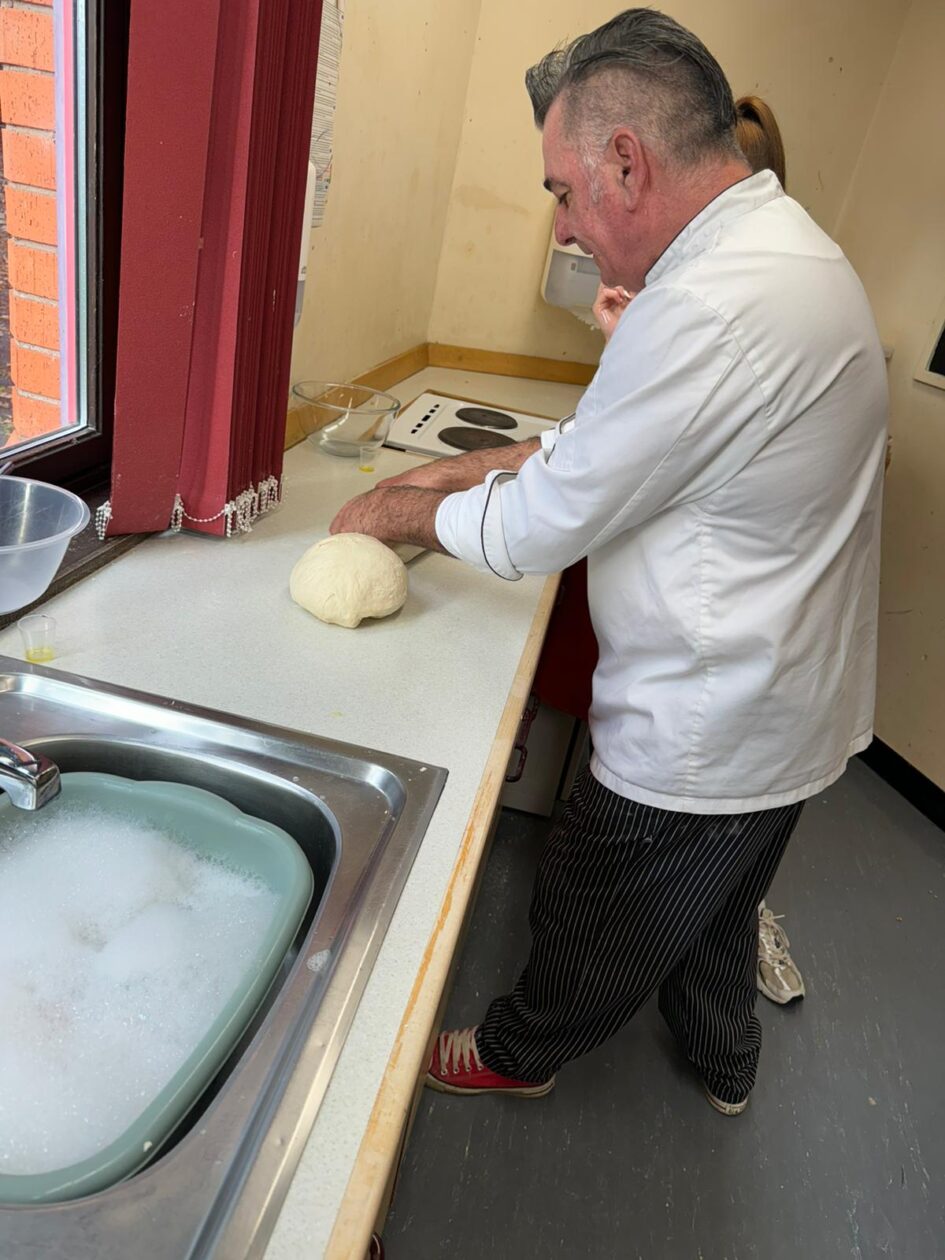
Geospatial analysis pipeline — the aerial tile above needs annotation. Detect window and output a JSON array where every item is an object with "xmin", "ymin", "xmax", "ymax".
[{"xmin": 0, "ymin": 0, "xmax": 125, "ymax": 491}]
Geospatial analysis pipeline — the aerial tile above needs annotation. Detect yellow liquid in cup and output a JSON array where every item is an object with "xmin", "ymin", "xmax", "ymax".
[{"xmin": 25, "ymin": 647, "xmax": 55, "ymax": 664}]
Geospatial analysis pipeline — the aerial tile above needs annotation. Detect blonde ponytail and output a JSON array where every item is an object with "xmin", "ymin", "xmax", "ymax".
[{"xmin": 735, "ymin": 95, "xmax": 787, "ymax": 188}]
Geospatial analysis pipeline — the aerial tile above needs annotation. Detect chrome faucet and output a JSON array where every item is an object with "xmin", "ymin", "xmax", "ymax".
[{"xmin": 0, "ymin": 737, "xmax": 61, "ymax": 810}]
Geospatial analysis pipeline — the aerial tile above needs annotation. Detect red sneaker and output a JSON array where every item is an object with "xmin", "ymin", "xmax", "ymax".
[{"xmin": 425, "ymin": 1026, "xmax": 555, "ymax": 1097}]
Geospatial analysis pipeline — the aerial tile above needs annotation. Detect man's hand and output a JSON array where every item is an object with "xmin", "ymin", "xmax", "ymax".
[
  {"xmin": 592, "ymin": 283, "xmax": 636, "ymax": 341},
  {"xmin": 329, "ymin": 486, "xmax": 448, "ymax": 552}
]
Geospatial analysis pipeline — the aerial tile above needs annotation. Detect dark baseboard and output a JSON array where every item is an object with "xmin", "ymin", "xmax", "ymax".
[{"xmin": 858, "ymin": 739, "xmax": 945, "ymax": 832}]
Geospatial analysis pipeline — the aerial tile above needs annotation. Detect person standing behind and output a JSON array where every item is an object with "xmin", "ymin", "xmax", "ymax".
[
  {"xmin": 735, "ymin": 95, "xmax": 806, "ymax": 1007},
  {"xmin": 735, "ymin": 94, "xmax": 786, "ymax": 187},
  {"xmin": 594, "ymin": 93, "xmax": 806, "ymax": 1007}
]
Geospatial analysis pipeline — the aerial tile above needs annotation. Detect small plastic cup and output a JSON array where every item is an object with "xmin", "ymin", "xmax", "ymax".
[
  {"xmin": 358, "ymin": 442, "xmax": 381, "ymax": 473},
  {"xmin": 18, "ymin": 613, "xmax": 57, "ymax": 664}
]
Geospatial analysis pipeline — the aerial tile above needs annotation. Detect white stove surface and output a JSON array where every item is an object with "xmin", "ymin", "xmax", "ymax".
[{"xmin": 384, "ymin": 391, "xmax": 559, "ymax": 458}]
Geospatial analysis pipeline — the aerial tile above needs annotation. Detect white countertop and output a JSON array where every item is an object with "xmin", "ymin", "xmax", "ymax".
[{"xmin": 0, "ymin": 436, "xmax": 551, "ymax": 1256}]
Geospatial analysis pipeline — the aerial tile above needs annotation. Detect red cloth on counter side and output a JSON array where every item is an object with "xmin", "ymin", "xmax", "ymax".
[{"xmin": 532, "ymin": 559, "xmax": 598, "ymax": 723}]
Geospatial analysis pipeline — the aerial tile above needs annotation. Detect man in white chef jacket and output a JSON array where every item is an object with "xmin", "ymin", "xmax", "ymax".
[{"xmin": 330, "ymin": 8, "xmax": 887, "ymax": 1114}]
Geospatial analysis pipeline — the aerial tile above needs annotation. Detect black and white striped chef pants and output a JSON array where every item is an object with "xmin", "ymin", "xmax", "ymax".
[{"xmin": 476, "ymin": 769, "xmax": 804, "ymax": 1103}]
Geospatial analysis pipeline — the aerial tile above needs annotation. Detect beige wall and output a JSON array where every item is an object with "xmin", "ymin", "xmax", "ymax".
[
  {"xmin": 428, "ymin": 0, "xmax": 912, "ymax": 363},
  {"xmin": 293, "ymin": 1, "xmax": 912, "ymax": 376},
  {"xmin": 833, "ymin": 0, "xmax": 945, "ymax": 787},
  {"xmin": 290, "ymin": 0, "xmax": 482, "ymax": 386}
]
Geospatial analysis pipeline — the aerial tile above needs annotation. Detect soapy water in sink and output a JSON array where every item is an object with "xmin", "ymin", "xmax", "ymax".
[{"xmin": 0, "ymin": 800, "xmax": 279, "ymax": 1177}]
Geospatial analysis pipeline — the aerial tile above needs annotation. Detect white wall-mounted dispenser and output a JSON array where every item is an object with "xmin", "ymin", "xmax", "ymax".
[
  {"xmin": 294, "ymin": 160, "xmax": 319, "ymax": 327},
  {"xmin": 540, "ymin": 231, "xmax": 602, "ymax": 329}
]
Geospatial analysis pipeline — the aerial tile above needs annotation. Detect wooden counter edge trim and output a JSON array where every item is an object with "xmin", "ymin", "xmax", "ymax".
[
  {"xmin": 428, "ymin": 342, "xmax": 597, "ymax": 387},
  {"xmin": 324, "ymin": 574, "xmax": 561, "ymax": 1260}
]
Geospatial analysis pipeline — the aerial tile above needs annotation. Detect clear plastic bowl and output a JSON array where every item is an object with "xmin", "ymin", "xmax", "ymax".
[
  {"xmin": 290, "ymin": 381, "xmax": 400, "ymax": 458},
  {"xmin": 0, "ymin": 477, "xmax": 91, "ymax": 615}
]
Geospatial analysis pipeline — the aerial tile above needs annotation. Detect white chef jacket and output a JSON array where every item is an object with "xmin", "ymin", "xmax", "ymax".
[{"xmin": 435, "ymin": 171, "xmax": 888, "ymax": 813}]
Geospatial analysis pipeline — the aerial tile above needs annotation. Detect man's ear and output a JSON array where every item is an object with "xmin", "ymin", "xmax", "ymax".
[{"xmin": 611, "ymin": 128, "xmax": 647, "ymax": 205}]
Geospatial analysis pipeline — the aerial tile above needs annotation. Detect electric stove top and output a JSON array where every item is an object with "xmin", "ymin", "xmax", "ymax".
[{"xmin": 384, "ymin": 392, "xmax": 560, "ymax": 458}]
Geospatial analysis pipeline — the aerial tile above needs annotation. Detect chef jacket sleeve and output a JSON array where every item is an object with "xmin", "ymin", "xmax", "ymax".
[{"xmin": 434, "ymin": 284, "xmax": 768, "ymax": 579}]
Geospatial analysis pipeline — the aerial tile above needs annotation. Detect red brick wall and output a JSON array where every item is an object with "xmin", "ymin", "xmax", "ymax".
[{"xmin": 0, "ymin": 0, "xmax": 60, "ymax": 446}]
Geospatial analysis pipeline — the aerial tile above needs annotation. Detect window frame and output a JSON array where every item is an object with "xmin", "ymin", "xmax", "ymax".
[{"xmin": 5, "ymin": 0, "xmax": 127, "ymax": 494}]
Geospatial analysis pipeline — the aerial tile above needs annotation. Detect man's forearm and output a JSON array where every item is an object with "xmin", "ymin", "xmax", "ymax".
[
  {"xmin": 441, "ymin": 438, "xmax": 544, "ymax": 486},
  {"xmin": 329, "ymin": 486, "xmax": 450, "ymax": 552},
  {"xmin": 375, "ymin": 437, "xmax": 542, "ymax": 494}
]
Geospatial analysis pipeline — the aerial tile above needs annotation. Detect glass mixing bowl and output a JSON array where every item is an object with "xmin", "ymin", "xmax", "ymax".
[{"xmin": 290, "ymin": 381, "xmax": 400, "ymax": 459}]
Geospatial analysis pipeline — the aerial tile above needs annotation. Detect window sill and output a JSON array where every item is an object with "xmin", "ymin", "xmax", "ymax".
[{"xmin": 0, "ymin": 484, "xmax": 146, "ymax": 632}]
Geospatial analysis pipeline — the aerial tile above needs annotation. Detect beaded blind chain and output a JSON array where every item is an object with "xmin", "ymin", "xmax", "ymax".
[{"xmin": 95, "ymin": 476, "xmax": 283, "ymax": 541}]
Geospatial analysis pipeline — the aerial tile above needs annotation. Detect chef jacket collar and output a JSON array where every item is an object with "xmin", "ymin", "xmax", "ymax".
[{"xmin": 645, "ymin": 169, "xmax": 784, "ymax": 287}]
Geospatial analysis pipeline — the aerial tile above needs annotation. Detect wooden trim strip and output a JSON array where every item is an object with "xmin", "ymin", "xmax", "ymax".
[
  {"xmin": 324, "ymin": 575, "xmax": 560, "ymax": 1260},
  {"xmin": 352, "ymin": 344, "xmax": 430, "ymax": 393},
  {"xmin": 284, "ymin": 402, "xmax": 308, "ymax": 451},
  {"xmin": 428, "ymin": 341, "xmax": 597, "ymax": 387}
]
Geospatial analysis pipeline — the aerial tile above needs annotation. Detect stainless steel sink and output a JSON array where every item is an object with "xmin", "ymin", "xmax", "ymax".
[{"xmin": 0, "ymin": 656, "xmax": 447, "ymax": 1259}]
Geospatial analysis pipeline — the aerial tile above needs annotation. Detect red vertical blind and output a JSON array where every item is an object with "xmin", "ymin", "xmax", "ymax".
[{"xmin": 104, "ymin": 0, "xmax": 324, "ymax": 538}]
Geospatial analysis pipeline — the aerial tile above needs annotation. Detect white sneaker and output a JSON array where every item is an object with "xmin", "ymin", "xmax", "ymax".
[
  {"xmin": 703, "ymin": 1083, "xmax": 749, "ymax": 1116},
  {"xmin": 757, "ymin": 906, "xmax": 805, "ymax": 1004}
]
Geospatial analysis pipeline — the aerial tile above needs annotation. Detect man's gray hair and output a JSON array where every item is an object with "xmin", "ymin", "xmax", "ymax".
[{"xmin": 525, "ymin": 9, "xmax": 741, "ymax": 170}]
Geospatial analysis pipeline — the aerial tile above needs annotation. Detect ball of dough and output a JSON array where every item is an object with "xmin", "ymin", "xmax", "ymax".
[{"xmin": 290, "ymin": 533, "xmax": 408, "ymax": 628}]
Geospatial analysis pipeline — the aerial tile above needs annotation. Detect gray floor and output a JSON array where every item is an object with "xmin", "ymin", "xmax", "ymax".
[{"xmin": 382, "ymin": 759, "xmax": 945, "ymax": 1260}]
